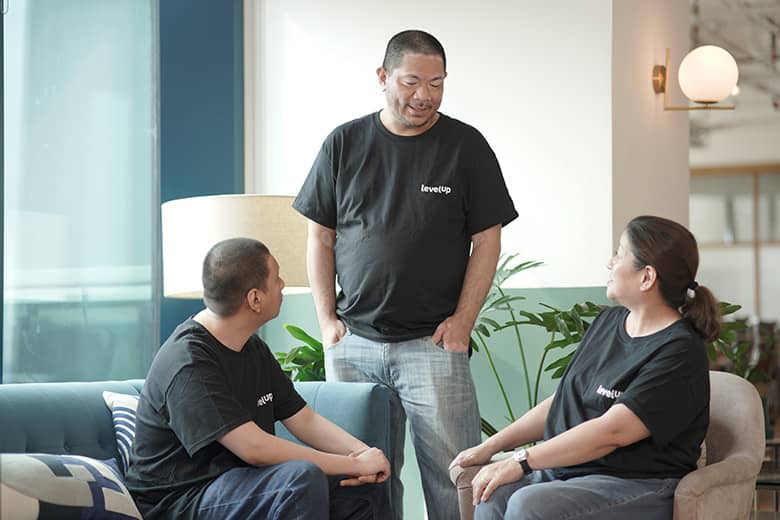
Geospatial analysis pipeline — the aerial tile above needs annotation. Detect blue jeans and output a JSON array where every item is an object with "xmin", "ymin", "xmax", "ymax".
[
  {"xmin": 325, "ymin": 331, "xmax": 482, "ymax": 520},
  {"xmin": 196, "ymin": 461, "xmax": 374, "ymax": 520},
  {"xmin": 475, "ymin": 468, "xmax": 679, "ymax": 520}
]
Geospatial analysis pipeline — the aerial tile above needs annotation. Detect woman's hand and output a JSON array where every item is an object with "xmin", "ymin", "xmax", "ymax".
[
  {"xmin": 471, "ymin": 457, "xmax": 524, "ymax": 505},
  {"xmin": 450, "ymin": 443, "xmax": 493, "ymax": 470}
]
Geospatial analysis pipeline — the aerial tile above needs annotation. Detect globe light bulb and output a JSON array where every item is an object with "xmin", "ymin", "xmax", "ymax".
[{"xmin": 678, "ymin": 45, "xmax": 739, "ymax": 104}]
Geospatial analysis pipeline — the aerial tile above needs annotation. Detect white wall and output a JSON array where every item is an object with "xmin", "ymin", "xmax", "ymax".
[
  {"xmin": 249, "ymin": 0, "xmax": 616, "ymax": 288},
  {"xmin": 611, "ymin": 0, "xmax": 690, "ymax": 247},
  {"xmin": 248, "ymin": 1, "xmax": 691, "ymax": 289}
]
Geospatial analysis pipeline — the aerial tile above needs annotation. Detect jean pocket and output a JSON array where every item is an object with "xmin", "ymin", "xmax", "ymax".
[
  {"xmin": 324, "ymin": 329, "xmax": 351, "ymax": 350},
  {"xmin": 430, "ymin": 337, "xmax": 468, "ymax": 355}
]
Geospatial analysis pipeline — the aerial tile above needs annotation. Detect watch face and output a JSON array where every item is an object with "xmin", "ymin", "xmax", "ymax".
[
  {"xmin": 513, "ymin": 448, "xmax": 532, "ymax": 473},
  {"xmin": 513, "ymin": 448, "xmax": 527, "ymax": 463}
]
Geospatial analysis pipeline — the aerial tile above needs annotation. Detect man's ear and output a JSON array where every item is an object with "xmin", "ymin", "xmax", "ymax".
[
  {"xmin": 377, "ymin": 66, "xmax": 388, "ymax": 91},
  {"xmin": 246, "ymin": 288, "xmax": 263, "ymax": 313},
  {"xmin": 639, "ymin": 265, "xmax": 658, "ymax": 292}
]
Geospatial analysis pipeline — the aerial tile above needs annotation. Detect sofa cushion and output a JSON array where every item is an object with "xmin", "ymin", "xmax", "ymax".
[
  {"xmin": 102, "ymin": 392, "xmax": 139, "ymax": 475},
  {"xmin": 0, "ymin": 453, "xmax": 141, "ymax": 519}
]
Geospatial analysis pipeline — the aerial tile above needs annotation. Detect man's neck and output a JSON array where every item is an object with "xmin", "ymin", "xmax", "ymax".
[
  {"xmin": 379, "ymin": 109, "xmax": 439, "ymax": 136},
  {"xmin": 193, "ymin": 309, "xmax": 257, "ymax": 352}
]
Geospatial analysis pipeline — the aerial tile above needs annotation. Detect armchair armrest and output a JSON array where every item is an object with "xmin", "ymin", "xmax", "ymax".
[
  {"xmin": 450, "ymin": 453, "xmax": 512, "ymax": 520},
  {"xmin": 673, "ymin": 455, "xmax": 760, "ymax": 520}
]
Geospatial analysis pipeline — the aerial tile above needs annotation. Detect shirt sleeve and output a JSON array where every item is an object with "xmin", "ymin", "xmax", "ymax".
[
  {"xmin": 615, "ymin": 339, "xmax": 710, "ymax": 447},
  {"xmin": 464, "ymin": 130, "xmax": 518, "ymax": 235},
  {"xmin": 164, "ymin": 363, "xmax": 253, "ymax": 457},
  {"xmin": 293, "ymin": 138, "xmax": 337, "ymax": 229}
]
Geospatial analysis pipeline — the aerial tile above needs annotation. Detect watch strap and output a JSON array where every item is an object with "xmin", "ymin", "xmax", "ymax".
[{"xmin": 513, "ymin": 448, "xmax": 533, "ymax": 474}]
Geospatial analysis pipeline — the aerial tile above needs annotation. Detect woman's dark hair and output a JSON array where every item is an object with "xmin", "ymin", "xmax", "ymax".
[
  {"xmin": 382, "ymin": 29, "xmax": 447, "ymax": 73},
  {"xmin": 625, "ymin": 215, "xmax": 721, "ymax": 341},
  {"xmin": 202, "ymin": 238, "xmax": 270, "ymax": 317}
]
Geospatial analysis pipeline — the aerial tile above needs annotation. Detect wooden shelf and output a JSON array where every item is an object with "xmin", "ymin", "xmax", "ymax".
[{"xmin": 700, "ymin": 241, "xmax": 780, "ymax": 249}]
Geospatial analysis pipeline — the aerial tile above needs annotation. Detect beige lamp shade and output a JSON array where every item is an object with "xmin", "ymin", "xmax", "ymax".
[
  {"xmin": 161, "ymin": 194, "xmax": 308, "ymax": 298},
  {"xmin": 678, "ymin": 45, "xmax": 739, "ymax": 104}
]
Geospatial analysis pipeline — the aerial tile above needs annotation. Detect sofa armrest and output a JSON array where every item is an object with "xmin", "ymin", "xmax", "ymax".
[{"xmin": 276, "ymin": 381, "xmax": 393, "ymax": 459}]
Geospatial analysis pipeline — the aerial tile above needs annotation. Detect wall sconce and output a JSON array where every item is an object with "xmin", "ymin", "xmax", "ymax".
[{"xmin": 652, "ymin": 45, "xmax": 739, "ymax": 111}]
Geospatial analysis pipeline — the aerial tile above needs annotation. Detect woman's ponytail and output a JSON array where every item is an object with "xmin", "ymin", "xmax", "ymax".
[{"xmin": 681, "ymin": 284, "xmax": 721, "ymax": 342}]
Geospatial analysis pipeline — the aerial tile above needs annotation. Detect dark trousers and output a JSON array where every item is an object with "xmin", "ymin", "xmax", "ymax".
[{"xmin": 196, "ymin": 460, "xmax": 376, "ymax": 520}]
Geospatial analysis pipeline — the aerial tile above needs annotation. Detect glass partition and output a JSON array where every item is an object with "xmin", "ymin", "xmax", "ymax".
[{"xmin": 3, "ymin": 0, "xmax": 159, "ymax": 382}]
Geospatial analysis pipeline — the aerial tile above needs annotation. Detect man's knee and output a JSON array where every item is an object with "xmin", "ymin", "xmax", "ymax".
[{"xmin": 282, "ymin": 460, "xmax": 328, "ymax": 491}]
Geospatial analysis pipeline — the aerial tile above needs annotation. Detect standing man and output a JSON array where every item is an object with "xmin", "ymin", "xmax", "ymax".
[
  {"xmin": 293, "ymin": 30, "xmax": 518, "ymax": 520},
  {"xmin": 125, "ymin": 238, "xmax": 390, "ymax": 520}
]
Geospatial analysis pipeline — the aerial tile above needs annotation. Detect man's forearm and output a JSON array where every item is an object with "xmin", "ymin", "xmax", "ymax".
[
  {"xmin": 454, "ymin": 224, "xmax": 502, "ymax": 327},
  {"xmin": 284, "ymin": 406, "xmax": 367, "ymax": 455},
  {"xmin": 221, "ymin": 422, "xmax": 370, "ymax": 476},
  {"xmin": 306, "ymin": 221, "xmax": 339, "ymax": 327}
]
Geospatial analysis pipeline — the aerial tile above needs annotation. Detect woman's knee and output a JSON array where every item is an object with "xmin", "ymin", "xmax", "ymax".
[{"xmin": 505, "ymin": 484, "xmax": 559, "ymax": 520}]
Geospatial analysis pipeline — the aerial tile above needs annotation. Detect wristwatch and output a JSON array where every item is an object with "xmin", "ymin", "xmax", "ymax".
[{"xmin": 512, "ymin": 448, "xmax": 533, "ymax": 475}]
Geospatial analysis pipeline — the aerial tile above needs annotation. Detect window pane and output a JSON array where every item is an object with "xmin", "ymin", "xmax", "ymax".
[
  {"xmin": 759, "ymin": 173, "xmax": 780, "ymax": 243},
  {"xmin": 690, "ymin": 174, "xmax": 754, "ymax": 244},
  {"xmin": 760, "ymin": 245, "xmax": 780, "ymax": 323},
  {"xmin": 697, "ymin": 247, "xmax": 756, "ymax": 317},
  {"xmin": 3, "ymin": 0, "xmax": 158, "ymax": 382}
]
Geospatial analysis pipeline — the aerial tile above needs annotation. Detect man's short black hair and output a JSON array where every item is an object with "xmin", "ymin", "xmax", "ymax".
[
  {"xmin": 202, "ymin": 238, "xmax": 270, "ymax": 317},
  {"xmin": 382, "ymin": 29, "xmax": 446, "ymax": 73}
]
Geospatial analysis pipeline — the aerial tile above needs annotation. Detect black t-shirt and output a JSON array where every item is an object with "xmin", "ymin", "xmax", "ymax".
[
  {"xmin": 125, "ymin": 319, "xmax": 307, "ymax": 520},
  {"xmin": 293, "ymin": 112, "xmax": 518, "ymax": 342},
  {"xmin": 545, "ymin": 306, "xmax": 710, "ymax": 479}
]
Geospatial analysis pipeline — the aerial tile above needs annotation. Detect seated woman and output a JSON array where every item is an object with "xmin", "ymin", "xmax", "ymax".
[{"xmin": 450, "ymin": 215, "xmax": 721, "ymax": 520}]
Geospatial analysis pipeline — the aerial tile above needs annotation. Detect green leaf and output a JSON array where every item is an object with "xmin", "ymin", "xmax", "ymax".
[
  {"xmin": 706, "ymin": 342, "xmax": 717, "ymax": 361},
  {"xmin": 545, "ymin": 352, "xmax": 574, "ymax": 372},
  {"xmin": 554, "ymin": 314, "xmax": 573, "ymax": 341},
  {"xmin": 515, "ymin": 311, "xmax": 544, "ymax": 326},
  {"xmin": 480, "ymin": 317, "xmax": 502, "ymax": 330},
  {"xmin": 475, "ymin": 323, "xmax": 491, "ymax": 337},
  {"xmin": 481, "ymin": 417, "xmax": 498, "ymax": 437},
  {"xmin": 545, "ymin": 337, "xmax": 580, "ymax": 350},
  {"xmin": 284, "ymin": 324, "xmax": 323, "ymax": 349},
  {"xmin": 489, "ymin": 294, "xmax": 527, "ymax": 310},
  {"xmin": 718, "ymin": 302, "xmax": 742, "ymax": 316},
  {"xmin": 283, "ymin": 346, "xmax": 305, "ymax": 364}
]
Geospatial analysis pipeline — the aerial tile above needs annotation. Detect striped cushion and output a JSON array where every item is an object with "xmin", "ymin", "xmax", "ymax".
[{"xmin": 102, "ymin": 392, "xmax": 139, "ymax": 475}]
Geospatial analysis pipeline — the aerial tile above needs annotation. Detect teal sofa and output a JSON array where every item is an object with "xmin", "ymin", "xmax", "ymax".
[{"xmin": 0, "ymin": 379, "xmax": 393, "ymax": 517}]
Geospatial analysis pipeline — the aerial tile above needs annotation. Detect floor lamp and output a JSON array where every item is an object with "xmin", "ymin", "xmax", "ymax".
[{"xmin": 161, "ymin": 194, "xmax": 309, "ymax": 300}]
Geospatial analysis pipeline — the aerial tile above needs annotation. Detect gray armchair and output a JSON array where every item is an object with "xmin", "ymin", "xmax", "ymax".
[{"xmin": 450, "ymin": 371, "xmax": 765, "ymax": 520}]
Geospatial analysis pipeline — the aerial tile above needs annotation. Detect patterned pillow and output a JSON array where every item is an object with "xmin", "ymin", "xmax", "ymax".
[
  {"xmin": 102, "ymin": 391, "xmax": 139, "ymax": 475},
  {"xmin": 0, "ymin": 453, "xmax": 142, "ymax": 519}
]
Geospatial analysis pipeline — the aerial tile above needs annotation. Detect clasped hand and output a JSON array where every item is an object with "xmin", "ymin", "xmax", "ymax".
[{"xmin": 339, "ymin": 447, "xmax": 391, "ymax": 487}]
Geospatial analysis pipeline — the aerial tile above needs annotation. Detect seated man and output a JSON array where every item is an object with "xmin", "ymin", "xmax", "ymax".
[{"xmin": 125, "ymin": 237, "xmax": 390, "ymax": 520}]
